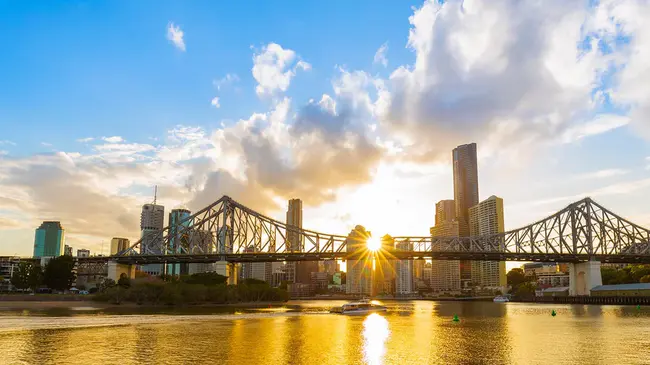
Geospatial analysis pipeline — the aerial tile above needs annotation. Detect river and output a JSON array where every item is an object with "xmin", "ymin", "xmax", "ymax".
[{"xmin": 1, "ymin": 300, "xmax": 649, "ymax": 364}]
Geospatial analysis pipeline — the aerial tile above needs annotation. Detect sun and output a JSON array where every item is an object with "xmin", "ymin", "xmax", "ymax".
[{"xmin": 367, "ymin": 236, "xmax": 381, "ymax": 252}]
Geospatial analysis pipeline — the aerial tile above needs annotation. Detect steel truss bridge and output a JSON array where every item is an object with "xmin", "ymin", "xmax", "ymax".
[
  {"xmin": 100, "ymin": 195, "xmax": 650, "ymax": 261},
  {"xmin": 68, "ymin": 195, "xmax": 650, "ymax": 276}
]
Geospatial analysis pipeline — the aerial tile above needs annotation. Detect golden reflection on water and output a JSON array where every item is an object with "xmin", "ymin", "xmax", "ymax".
[
  {"xmin": 363, "ymin": 313, "xmax": 390, "ymax": 365},
  {"xmin": 1, "ymin": 302, "xmax": 650, "ymax": 364}
]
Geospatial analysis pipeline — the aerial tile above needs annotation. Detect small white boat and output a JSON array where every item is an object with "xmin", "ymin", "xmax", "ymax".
[
  {"xmin": 493, "ymin": 295, "xmax": 510, "ymax": 303},
  {"xmin": 330, "ymin": 299, "xmax": 388, "ymax": 315}
]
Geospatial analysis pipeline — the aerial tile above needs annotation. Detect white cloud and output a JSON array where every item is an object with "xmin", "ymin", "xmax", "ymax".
[
  {"xmin": 41, "ymin": 142, "xmax": 52, "ymax": 147},
  {"xmin": 252, "ymin": 43, "xmax": 310, "ymax": 97},
  {"xmin": 373, "ymin": 42, "xmax": 389, "ymax": 67},
  {"xmin": 166, "ymin": 22, "xmax": 186, "ymax": 52},
  {"xmin": 561, "ymin": 115, "xmax": 629, "ymax": 143},
  {"xmin": 379, "ymin": 0, "xmax": 621, "ymax": 162},
  {"xmin": 211, "ymin": 96, "xmax": 221, "ymax": 108},
  {"xmin": 213, "ymin": 73, "xmax": 239, "ymax": 90},
  {"xmin": 102, "ymin": 136, "xmax": 124, "ymax": 143},
  {"xmin": 76, "ymin": 137, "xmax": 94, "ymax": 143},
  {"xmin": 0, "ymin": 140, "xmax": 15, "ymax": 146},
  {"xmin": 574, "ymin": 168, "xmax": 629, "ymax": 180}
]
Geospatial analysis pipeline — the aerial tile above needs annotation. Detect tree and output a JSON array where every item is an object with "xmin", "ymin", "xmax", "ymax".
[
  {"xmin": 43, "ymin": 256, "xmax": 76, "ymax": 291},
  {"xmin": 640, "ymin": 275, "xmax": 650, "ymax": 283},
  {"xmin": 10, "ymin": 262, "xmax": 31, "ymax": 290},
  {"xmin": 118, "ymin": 273, "xmax": 131, "ymax": 288},
  {"xmin": 28, "ymin": 264, "xmax": 43, "ymax": 290},
  {"xmin": 515, "ymin": 282, "xmax": 537, "ymax": 298},
  {"xmin": 507, "ymin": 268, "xmax": 527, "ymax": 289}
]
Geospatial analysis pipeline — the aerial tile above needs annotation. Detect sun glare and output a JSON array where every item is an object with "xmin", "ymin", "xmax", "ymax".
[{"xmin": 367, "ymin": 236, "xmax": 381, "ymax": 252}]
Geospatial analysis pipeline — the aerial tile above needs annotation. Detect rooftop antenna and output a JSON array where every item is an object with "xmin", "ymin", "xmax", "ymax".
[{"xmin": 153, "ymin": 185, "xmax": 158, "ymax": 205}]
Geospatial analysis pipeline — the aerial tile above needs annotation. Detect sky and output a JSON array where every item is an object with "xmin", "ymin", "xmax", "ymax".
[{"xmin": 2, "ymin": 0, "xmax": 650, "ymax": 259}]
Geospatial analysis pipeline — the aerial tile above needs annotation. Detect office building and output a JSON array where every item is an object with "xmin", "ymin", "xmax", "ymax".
[
  {"xmin": 140, "ymin": 203, "xmax": 165, "ymax": 275},
  {"xmin": 346, "ymin": 225, "xmax": 373, "ymax": 295},
  {"xmin": 395, "ymin": 240, "xmax": 415, "ymax": 296},
  {"xmin": 64, "ymin": 245, "xmax": 73, "ymax": 256},
  {"xmin": 375, "ymin": 235, "xmax": 396, "ymax": 295},
  {"xmin": 241, "ymin": 245, "xmax": 272, "ymax": 283},
  {"xmin": 168, "ymin": 208, "xmax": 192, "ymax": 275},
  {"xmin": 311, "ymin": 272, "xmax": 329, "ymax": 290},
  {"xmin": 77, "ymin": 249, "xmax": 90, "ymax": 258},
  {"xmin": 435, "ymin": 200, "xmax": 456, "ymax": 226},
  {"xmin": 284, "ymin": 199, "xmax": 318, "ymax": 284},
  {"xmin": 188, "ymin": 230, "xmax": 216, "ymax": 275},
  {"xmin": 452, "ymin": 143, "xmax": 479, "ymax": 288},
  {"xmin": 110, "ymin": 237, "xmax": 130, "ymax": 255},
  {"xmin": 323, "ymin": 260, "xmax": 339, "ymax": 275},
  {"xmin": 430, "ymin": 216, "xmax": 462, "ymax": 292},
  {"xmin": 468, "ymin": 195, "xmax": 507, "ymax": 290},
  {"xmin": 33, "ymin": 221, "xmax": 65, "ymax": 258}
]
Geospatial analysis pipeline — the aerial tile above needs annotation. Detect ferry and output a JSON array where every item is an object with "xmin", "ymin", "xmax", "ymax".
[
  {"xmin": 330, "ymin": 299, "xmax": 388, "ymax": 315},
  {"xmin": 493, "ymin": 295, "xmax": 510, "ymax": 303}
]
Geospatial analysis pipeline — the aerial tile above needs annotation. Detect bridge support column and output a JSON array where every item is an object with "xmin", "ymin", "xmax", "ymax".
[
  {"xmin": 569, "ymin": 261, "xmax": 602, "ymax": 296},
  {"xmin": 227, "ymin": 262, "xmax": 238, "ymax": 285},
  {"xmin": 107, "ymin": 261, "xmax": 135, "ymax": 282}
]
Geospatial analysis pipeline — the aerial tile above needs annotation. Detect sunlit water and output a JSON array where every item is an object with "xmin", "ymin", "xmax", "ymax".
[{"xmin": 1, "ymin": 301, "xmax": 649, "ymax": 364}]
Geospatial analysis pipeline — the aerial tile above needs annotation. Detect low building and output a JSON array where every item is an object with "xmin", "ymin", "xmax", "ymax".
[
  {"xmin": 77, "ymin": 249, "xmax": 90, "ymax": 258},
  {"xmin": 591, "ymin": 283, "xmax": 650, "ymax": 297},
  {"xmin": 539, "ymin": 286, "xmax": 569, "ymax": 297},
  {"xmin": 310, "ymin": 272, "xmax": 328, "ymax": 290},
  {"xmin": 0, "ymin": 257, "xmax": 21, "ymax": 292},
  {"xmin": 287, "ymin": 283, "xmax": 312, "ymax": 298}
]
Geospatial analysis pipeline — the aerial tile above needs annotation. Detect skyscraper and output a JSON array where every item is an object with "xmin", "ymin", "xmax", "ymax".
[
  {"xmin": 395, "ymin": 240, "xmax": 415, "ymax": 296},
  {"xmin": 285, "ymin": 199, "xmax": 318, "ymax": 284},
  {"xmin": 452, "ymin": 143, "xmax": 479, "ymax": 288},
  {"xmin": 110, "ymin": 237, "xmax": 130, "ymax": 255},
  {"xmin": 168, "ymin": 208, "xmax": 192, "ymax": 275},
  {"xmin": 64, "ymin": 244, "xmax": 73, "ymax": 256},
  {"xmin": 345, "ymin": 225, "xmax": 373, "ymax": 295},
  {"xmin": 435, "ymin": 200, "xmax": 456, "ymax": 226},
  {"xmin": 33, "ymin": 221, "xmax": 65, "ymax": 258},
  {"xmin": 469, "ymin": 195, "xmax": 507, "ymax": 290},
  {"xmin": 140, "ymin": 203, "xmax": 165, "ymax": 275},
  {"xmin": 430, "ymin": 207, "xmax": 461, "ymax": 292}
]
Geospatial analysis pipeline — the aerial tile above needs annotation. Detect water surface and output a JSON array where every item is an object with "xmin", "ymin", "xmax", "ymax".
[{"xmin": 1, "ymin": 301, "xmax": 649, "ymax": 364}]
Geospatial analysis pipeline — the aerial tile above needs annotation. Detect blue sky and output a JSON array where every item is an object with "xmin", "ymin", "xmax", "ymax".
[
  {"xmin": 0, "ymin": 0, "xmax": 419, "ymax": 155},
  {"xmin": 2, "ymin": 0, "xmax": 650, "ymax": 258}
]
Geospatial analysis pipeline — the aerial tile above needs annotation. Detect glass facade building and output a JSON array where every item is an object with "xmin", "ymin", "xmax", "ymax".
[{"xmin": 33, "ymin": 221, "xmax": 65, "ymax": 258}]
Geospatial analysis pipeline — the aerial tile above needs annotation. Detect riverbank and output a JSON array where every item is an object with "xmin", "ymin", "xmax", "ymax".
[{"xmin": 0, "ymin": 299, "xmax": 293, "ymax": 310}]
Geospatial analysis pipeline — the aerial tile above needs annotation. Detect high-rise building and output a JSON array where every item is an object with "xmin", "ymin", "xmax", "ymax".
[
  {"xmin": 241, "ymin": 245, "xmax": 272, "ymax": 283},
  {"xmin": 168, "ymin": 208, "xmax": 192, "ymax": 275},
  {"xmin": 323, "ymin": 260, "xmax": 339, "ymax": 275},
  {"xmin": 375, "ymin": 235, "xmax": 396, "ymax": 295},
  {"xmin": 346, "ymin": 225, "xmax": 373, "ymax": 295},
  {"xmin": 284, "ymin": 199, "xmax": 318, "ymax": 284},
  {"xmin": 395, "ymin": 240, "xmax": 414, "ymax": 296},
  {"xmin": 64, "ymin": 244, "xmax": 73, "ymax": 256},
  {"xmin": 187, "ymin": 230, "xmax": 215, "ymax": 275},
  {"xmin": 110, "ymin": 237, "xmax": 130, "ymax": 255},
  {"xmin": 435, "ymin": 200, "xmax": 456, "ymax": 226},
  {"xmin": 468, "ymin": 195, "xmax": 506, "ymax": 289},
  {"xmin": 33, "ymin": 221, "xmax": 65, "ymax": 258},
  {"xmin": 430, "ymin": 218, "xmax": 461, "ymax": 292},
  {"xmin": 77, "ymin": 249, "xmax": 90, "ymax": 258},
  {"xmin": 140, "ymin": 203, "xmax": 165, "ymax": 275},
  {"xmin": 452, "ymin": 143, "xmax": 479, "ymax": 288}
]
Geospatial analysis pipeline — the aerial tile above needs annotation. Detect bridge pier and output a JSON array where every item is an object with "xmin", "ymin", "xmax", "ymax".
[
  {"xmin": 569, "ymin": 261, "xmax": 602, "ymax": 296},
  {"xmin": 227, "ymin": 262, "xmax": 238, "ymax": 285},
  {"xmin": 107, "ymin": 261, "xmax": 135, "ymax": 282}
]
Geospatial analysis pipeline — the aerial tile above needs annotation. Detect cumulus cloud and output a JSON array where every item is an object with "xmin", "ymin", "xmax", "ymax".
[
  {"xmin": 252, "ymin": 43, "xmax": 311, "ymax": 97},
  {"xmin": 166, "ymin": 22, "xmax": 186, "ymax": 51},
  {"xmin": 211, "ymin": 96, "xmax": 220, "ymax": 108},
  {"xmin": 376, "ymin": 0, "xmax": 623, "ymax": 162},
  {"xmin": 373, "ymin": 42, "xmax": 389, "ymax": 67}
]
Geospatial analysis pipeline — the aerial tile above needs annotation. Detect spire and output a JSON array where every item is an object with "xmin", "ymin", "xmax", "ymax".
[{"xmin": 153, "ymin": 185, "xmax": 158, "ymax": 205}]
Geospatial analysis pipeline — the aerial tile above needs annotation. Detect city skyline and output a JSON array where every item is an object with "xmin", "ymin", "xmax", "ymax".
[{"xmin": 3, "ymin": 0, "xmax": 650, "ymax": 259}]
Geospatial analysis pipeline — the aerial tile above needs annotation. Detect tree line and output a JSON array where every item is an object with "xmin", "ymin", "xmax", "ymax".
[
  {"xmin": 10, "ymin": 256, "xmax": 76, "ymax": 292},
  {"xmin": 601, "ymin": 265, "xmax": 650, "ymax": 285},
  {"xmin": 94, "ymin": 273, "xmax": 289, "ymax": 305}
]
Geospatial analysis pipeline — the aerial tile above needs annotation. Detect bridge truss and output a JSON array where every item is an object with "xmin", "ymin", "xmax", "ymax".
[{"xmin": 108, "ymin": 196, "xmax": 650, "ymax": 265}]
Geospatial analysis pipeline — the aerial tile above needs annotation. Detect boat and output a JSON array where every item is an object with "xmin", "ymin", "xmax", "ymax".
[
  {"xmin": 493, "ymin": 295, "xmax": 510, "ymax": 303},
  {"xmin": 330, "ymin": 299, "xmax": 388, "ymax": 315}
]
